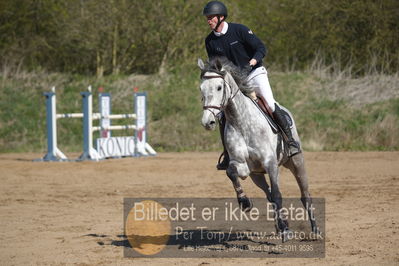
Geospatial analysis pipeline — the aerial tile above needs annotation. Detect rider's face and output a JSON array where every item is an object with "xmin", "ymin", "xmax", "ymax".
[{"xmin": 206, "ymin": 15, "xmax": 224, "ymax": 31}]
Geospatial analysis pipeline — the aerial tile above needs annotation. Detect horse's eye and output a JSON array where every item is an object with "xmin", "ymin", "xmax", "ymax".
[{"xmin": 217, "ymin": 86, "xmax": 222, "ymax": 91}]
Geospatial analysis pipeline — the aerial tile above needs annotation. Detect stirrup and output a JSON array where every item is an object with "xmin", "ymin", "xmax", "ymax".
[{"xmin": 216, "ymin": 152, "xmax": 229, "ymax": 170}]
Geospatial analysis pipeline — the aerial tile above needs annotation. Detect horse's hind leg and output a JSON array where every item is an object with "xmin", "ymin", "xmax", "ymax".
[
  {"xmin": 285, "ymin": 153, "xmax": 318, "ymax": 234},
  {"xmin": 266, "ymin": 163, "xmax": 291, "ymax": 241},
  {"xmin": 226, "ymin": 162, "xmax": 252, "ymax": 212}
]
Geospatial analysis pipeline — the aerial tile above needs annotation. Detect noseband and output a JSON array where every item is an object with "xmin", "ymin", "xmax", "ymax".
[{"xmin": 201, "ymin": 73, "xmax": 240, "ymax": 115}]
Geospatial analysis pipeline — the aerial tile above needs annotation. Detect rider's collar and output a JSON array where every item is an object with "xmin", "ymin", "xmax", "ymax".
[{"xmin": 213, "ymin": 22, "xmax": 228, "ymax": 36}]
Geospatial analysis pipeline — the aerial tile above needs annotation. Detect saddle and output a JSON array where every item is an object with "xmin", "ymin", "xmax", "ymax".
[
  {"xmin": 250, "ymin": 98, "xmax": 293, "ymax": 134},
  {"xmin": 250, "ymin": 97, "xmax": 294, "ymax": 161}
]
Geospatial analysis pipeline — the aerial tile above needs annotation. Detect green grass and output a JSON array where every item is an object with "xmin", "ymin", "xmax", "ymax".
[{"xmin": 0, "ymin": 67, "xmax": 398, "ymax": 153}]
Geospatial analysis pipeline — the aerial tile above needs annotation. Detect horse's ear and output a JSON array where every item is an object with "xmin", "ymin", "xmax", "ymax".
[{"xmin": 197, "ymin": 58, "xmax": 205, "ymax": 70}]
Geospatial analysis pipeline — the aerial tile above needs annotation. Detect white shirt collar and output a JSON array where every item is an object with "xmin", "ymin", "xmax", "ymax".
[{"xmin": 213, "ymin": 22, "xmax": 228, "ymax": 36}]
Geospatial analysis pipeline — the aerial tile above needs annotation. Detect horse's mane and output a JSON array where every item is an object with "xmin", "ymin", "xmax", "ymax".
[{"xmin": 200, "ymin": 57, "xmax": 254, "ymax": 96}]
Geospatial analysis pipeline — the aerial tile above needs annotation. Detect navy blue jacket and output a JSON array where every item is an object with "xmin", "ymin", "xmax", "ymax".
[{"xmin": 205, "ymin": 23, "xmax": 266, "ymax": 70}]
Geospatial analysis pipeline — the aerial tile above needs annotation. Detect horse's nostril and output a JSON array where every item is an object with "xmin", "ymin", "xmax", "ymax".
[{"xmin": 210, "ymin": 121, "xmax": 216, "ymax": 125}]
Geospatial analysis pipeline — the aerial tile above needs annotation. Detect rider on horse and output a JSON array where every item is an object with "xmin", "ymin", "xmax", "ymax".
[{"xmin": 203, "ymin": 1, "xmax": 301, "ymax": 170}]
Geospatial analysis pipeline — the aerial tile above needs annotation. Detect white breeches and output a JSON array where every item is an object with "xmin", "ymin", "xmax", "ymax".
[{"xmin": 246, "ymin": 66, "xmax": 276, "ymax": 112}]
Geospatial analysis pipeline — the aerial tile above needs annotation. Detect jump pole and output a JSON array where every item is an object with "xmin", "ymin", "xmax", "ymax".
[{"xmin": 41, "ymin": 86, "xmax": 156, "ymax": 161}]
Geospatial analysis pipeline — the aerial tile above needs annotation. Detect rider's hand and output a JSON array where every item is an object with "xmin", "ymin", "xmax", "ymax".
[{"xmin": 249, "ymin": 59, "xmax": 257, "ymax": 66}]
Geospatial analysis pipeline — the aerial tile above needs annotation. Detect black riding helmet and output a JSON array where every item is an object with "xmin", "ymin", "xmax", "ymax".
[
  {"xmin": 203, "ymin": 1, "xmax": 228, "ymax": 32},
  {"xmin": 203, "ymin": 1, "xmax": 228, "ymax": 18}
]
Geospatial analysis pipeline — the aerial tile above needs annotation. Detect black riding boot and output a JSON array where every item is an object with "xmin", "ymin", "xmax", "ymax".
[
  {"xmin": 273, "ymin": 104, "xmax": 301, "ymax": 156},
  {"xmin": 216, "ymin": 113, "xmax": 229, "ymax": 170}
]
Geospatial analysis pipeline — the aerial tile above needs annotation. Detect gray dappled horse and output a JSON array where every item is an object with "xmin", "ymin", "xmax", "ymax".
[{"xmin": 198, "ymin": 58, "xmax": 318, "ymax": 242}]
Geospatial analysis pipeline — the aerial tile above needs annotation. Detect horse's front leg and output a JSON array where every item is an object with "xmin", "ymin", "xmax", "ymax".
[
  {"xmin": 225, "ymin": 128, "xmax": 252, "ymax": 212},
  {"xmin": 226, "ymin": 160, "xmax": 252, "ymax": 212}
]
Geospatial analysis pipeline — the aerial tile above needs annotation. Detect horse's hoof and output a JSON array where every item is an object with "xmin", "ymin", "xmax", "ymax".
[
  {"xmin": 238, "ymin": 196, "xmax": 253, "ymax": 212},
  {"xmin": 280, "ymin": 229, "xmax": 294, "ymax": 243}
]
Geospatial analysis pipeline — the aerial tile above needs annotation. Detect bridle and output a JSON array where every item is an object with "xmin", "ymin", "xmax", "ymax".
[{"xmin": 201, "ymin": 72, "xmax": 240, "ymax": 117}]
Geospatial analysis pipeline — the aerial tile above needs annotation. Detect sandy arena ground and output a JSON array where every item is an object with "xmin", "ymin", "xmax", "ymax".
[{"xmin": 0, "ymin": 152, "xmax": 398, "ymax": 265}]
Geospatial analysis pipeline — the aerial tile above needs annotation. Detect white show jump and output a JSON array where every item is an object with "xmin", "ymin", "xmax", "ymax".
[{"xmin": 41, "ymin": 86, "xmax": 156, "ymax": 161}]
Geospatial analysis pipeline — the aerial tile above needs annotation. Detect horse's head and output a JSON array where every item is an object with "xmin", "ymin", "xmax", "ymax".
[{"xmin": 198, "ymin": 58, "xmax": 231, "ymax": 131}]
